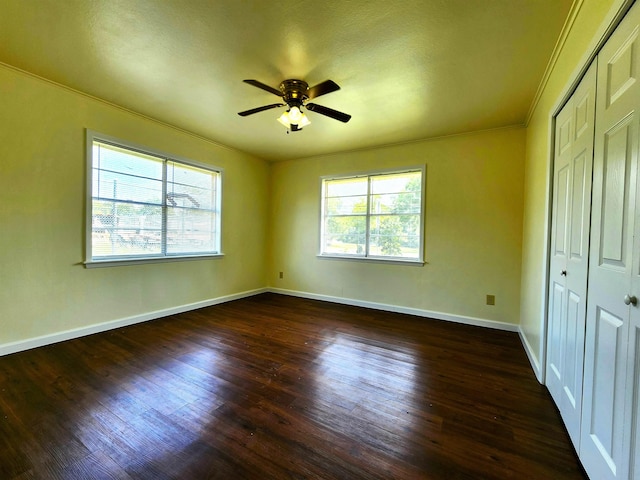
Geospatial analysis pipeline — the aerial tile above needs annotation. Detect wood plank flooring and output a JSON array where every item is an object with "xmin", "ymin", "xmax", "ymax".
[{"xmin": 0, "ymin": 293, "xmax": 586, "ymax": 479}]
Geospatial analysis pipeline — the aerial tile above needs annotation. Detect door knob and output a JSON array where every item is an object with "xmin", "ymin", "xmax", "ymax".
[
  {"xmin": 624, "ymin": 294, "xmax": 638, "ymax": 306},
  {"xmin": 561, "ymin": 270, "xmax": 567, "ymax": 276}
]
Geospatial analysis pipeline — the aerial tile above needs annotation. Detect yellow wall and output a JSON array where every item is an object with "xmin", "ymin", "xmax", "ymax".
[
  {"xmin": 0, "ymin": 65, "xmax": 269, "ymax": 346},
  {"xmin": 269, "ymin": 128, "xmax": 525, "ymax": 325},
  {"xmin": 520, "ymin": 0, "xmax": 621, "ymax": 370},
  {"xmin": 3, "ymin": 0, "xmax": 621, "ymax": 355},
  {"xmin": 1, "ymin": 58, "xmax": 526, "ymax": 353}
]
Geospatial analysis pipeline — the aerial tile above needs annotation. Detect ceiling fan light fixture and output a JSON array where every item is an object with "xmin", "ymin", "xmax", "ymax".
[
  {"xmin": 277, "ymin": 108, "xmax": 310, "ymax": 130},
  {"xmin": 288, "ymin": 106, "xmax": 303, "ymax": 123}
]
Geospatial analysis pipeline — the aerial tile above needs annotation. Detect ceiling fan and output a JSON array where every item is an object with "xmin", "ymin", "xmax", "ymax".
[{"xmin": 238, "ymin": 79, "xmax": 351, "ymax": 131}]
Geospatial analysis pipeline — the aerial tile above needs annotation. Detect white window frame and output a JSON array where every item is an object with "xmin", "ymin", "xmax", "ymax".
[
  {"xmin": 319, "ymin": 166, "xmax": 426, "ymax": 265},
  {"xmin": 85, "ymin": 130, "xmax": 223, "ymax": 268}
]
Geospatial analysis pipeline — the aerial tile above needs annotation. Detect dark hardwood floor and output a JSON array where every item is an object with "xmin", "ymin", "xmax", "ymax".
[{"xmin": 0, "ymin": 293, "xmax": 586, "ymax": 479}]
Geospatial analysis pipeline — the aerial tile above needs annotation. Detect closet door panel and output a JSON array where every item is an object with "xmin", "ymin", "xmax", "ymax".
[
  {"xmin": 562, "ymin": 65, "xmax": 596, "ymax": 445},
  {"xmin": 548, "ymin": 282, "xmax": 566, "ymax": 384},
  {"xmin": 582, "ymin": 105, "xmax": 637, "ymax": 480},
  {"xmin": 546, "ymin": 61, "xmax": 596, "ymax": 450},
  {"xmin": 580, "ymin": 4, "xmax": 640, "ymax": 477},
  {"xmin": 585, "ymin": 306, "xmax": 627, "ymax": 471},
  {"xmin": 600, "ymin": 121, "xmax": 633, "ymax": 268},
  {"xmin": 569, "ymin": 151, "xmax": 588, "ymax": 258},
  {"xmin": 547, "ymin": 104, "xmax": 573, "ymax": 406},
  {"xmin": 562, "ymin": 290, "xmax": 581, "ymax": 408},
  {"xmin": 626, "ymin": 110, "xmax": 640, "ymax": 480}
]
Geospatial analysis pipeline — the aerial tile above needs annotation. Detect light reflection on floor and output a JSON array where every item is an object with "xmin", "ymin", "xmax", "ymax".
[
  {"xmin": 76, "ymin": 347, "xmax": 226, "ymax": 472},
  {"xmin": 311, "ymin": 333, "xmax": 419, "ymax": 444}
]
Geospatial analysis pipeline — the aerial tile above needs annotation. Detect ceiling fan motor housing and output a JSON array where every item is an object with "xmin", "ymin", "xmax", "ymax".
[{"xmin": 280, "ymin": 79, "xmax": 309, "ymax": 108}]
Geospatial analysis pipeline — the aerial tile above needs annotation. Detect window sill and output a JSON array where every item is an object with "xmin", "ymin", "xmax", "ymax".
[
  {"xmin": 84, "ymin": 253, "xmax": 224, "ymax": 268},
  {"xmin": 317, "ymin": 254, "xmax": 425, "ymax": 266}
]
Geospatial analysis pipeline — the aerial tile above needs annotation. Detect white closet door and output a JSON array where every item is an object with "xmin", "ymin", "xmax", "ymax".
[
  {"xmin": 546, "ymin": 81, "xmax": 574, "ymax": 413},
  {"xmin": 630, "ymin": 172, "xmax": 640, "ymax": 480},
  {"xmin": 546, "ymin": 61, "xmax": 596, "ymax": 449},
  {"xmin": 627, "ymin": 87, "xmax": 640, "ymax": 480},
  {"xmin": 580, "ymin": 1, "xmax": 640, "ymax": 478}
]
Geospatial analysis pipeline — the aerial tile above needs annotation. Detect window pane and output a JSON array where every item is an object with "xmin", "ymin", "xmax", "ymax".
[
  {"xmin": 167, "ymin": 161, "xmax": 218, "ymax": 211},
  {"xmin": 369, "ymin": 214, "xmax": 420, "ymax": 258},
  {"xmin": 93, "ymin": 142, "xmax": 164, "ymax": 205},
  {"xmin": 166, "ymin": 162, "xmax": 218, "ymax": 255},
  {"xmin": 323, "ymin": 216, "xmax": 366, "ymax": 255},
  {"xmin": 370, "ymin": 171, "xmax": 421, "ymax": 194},
  {"xmin": 325, "ymin": 177, "xmax": 368, "ymax": 197},
  {"xmin": 369, "ymin": 193, "xmax": 397, "ymax": 214},
  {"xmin": 91, "ymin": 141, "xmax": 164, "ymax": 257},
  {"xmin": 393, "ymin": 191, "xmax": 422, "ymax": 214},
  {"xmin": 369, "ymin": 215, "xmax": 402, "ymax": 257},
  {"xmin": 369, "ymin": 236, "xmax": 419, "ymax": 258},
  {"xmin": 93, "ymin": 142, "xmax": 164, "ymax": 177},
  {"xmin": 326, "ymin": 195, "xmax": 368, "ymax": 215},
  {"xmin": 166, "ymin": 208, "xmax": 218, "ymax": 254},
  {"xmin": 92, "ymin": 201, "xmax": 163, "ymax": 257},
  {"xmin": 94, "ymin": 170, "xmax": 163, "ymax": 205}
]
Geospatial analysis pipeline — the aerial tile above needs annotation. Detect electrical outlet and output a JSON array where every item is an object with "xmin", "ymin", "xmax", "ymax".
[
  {"xmin": 486, "ymin": 294, "xmax": 495, "ymax": 306},
  {"xmin": 279, "ymin": 271, "xmax": 284, "ymax": 279}
]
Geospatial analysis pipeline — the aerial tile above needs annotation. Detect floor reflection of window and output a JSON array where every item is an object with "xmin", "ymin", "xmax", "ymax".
[
  {"xmin": 312, "ymin": 334, "xmax": 419, "ymax": 449},
  {"xmin": 77, "ymin": 347, "xmax": 225, "ymax": 471}
]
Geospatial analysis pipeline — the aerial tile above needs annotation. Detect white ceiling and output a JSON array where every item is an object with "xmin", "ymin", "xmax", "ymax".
[{"xmin": 0, "ymin": 0, "xmax": 574, "ymax": 161}]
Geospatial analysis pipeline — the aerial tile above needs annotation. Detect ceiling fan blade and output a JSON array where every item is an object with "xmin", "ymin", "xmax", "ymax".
[
  {"xmin": 243, "ymin": 79, "xmax": 283, "ymax": 97},
  {"xmin": 306, "ymin": 103, "xmax": 351, "ymax": 123},
  {"xmin": 307, "ymin": 80, "xmax": 340, "ymax": 100},
  {"xmin": 238, "ymin": 103, "xmax": 284, "ymax": 116}
]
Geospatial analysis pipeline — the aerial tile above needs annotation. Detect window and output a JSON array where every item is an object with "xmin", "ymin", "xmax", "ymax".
[
  {"xmin": 86, "ymin": 131, "xmax": 222, "ymax": 266},
  {"xmin": 320, "ymin": 168, "xmax": 425, "ymax": 262}
]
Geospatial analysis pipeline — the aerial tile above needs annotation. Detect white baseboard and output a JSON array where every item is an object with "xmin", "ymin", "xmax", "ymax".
[
  {"xmin": 268, "ymin": 287, "xmax": 519, "ymax": 332},
  {"xmin": 1, "ymin": 287, "xmax": 523, "ymax": 358},
  {"xmin": 519, "ymin": 327, "xmax": 544, "ymax": 383},
  {"xmin": 0, "ymin": 288, "xmax": 268, "ymax": 357}
]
